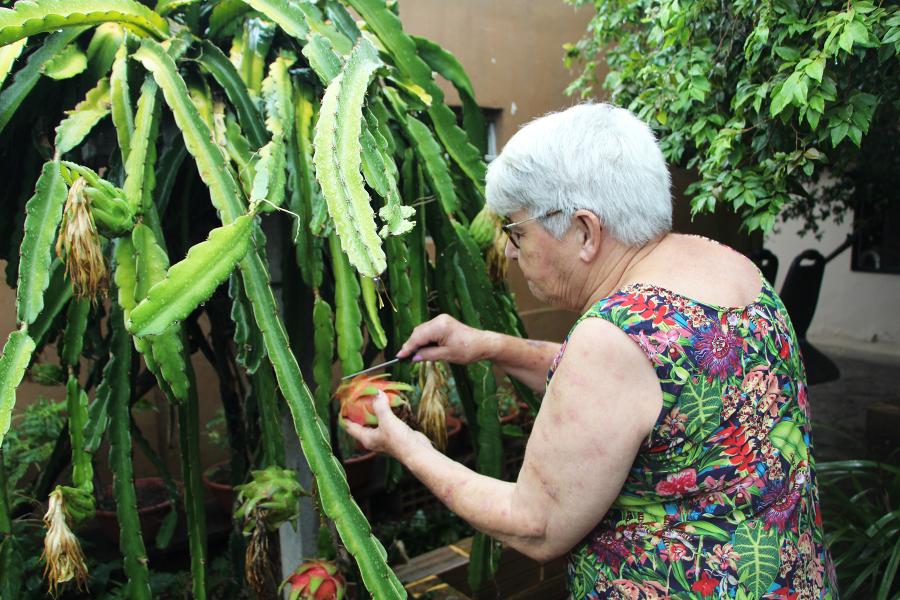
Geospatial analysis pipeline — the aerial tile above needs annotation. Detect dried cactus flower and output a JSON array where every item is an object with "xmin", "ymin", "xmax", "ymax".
[
  {"xmin": 417, "ymin": 361, "xmax": 449, "ymax": 451},
  {"xmin": 41, "ymin": 487, "xmax": 89, "ymax": 596},
  {"xmin": 55, "ymin": 177, "xmax": 108, "ymax": 301}
]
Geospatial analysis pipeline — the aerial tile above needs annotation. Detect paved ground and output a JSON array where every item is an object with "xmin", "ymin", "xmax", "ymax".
[{"xmin": 806, "ymin": 341, "xmax": 900, "ymax": 462}]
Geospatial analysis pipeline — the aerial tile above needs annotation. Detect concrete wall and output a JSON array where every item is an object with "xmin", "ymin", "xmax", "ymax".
[{"xmin": 766, "ymin": 215, "xmax": 900, "ymax": 353}]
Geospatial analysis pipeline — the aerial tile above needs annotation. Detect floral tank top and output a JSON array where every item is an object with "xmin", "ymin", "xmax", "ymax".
[{"xmin": 548, "ymin": 276, "xmax": 837, "ymax": 599}]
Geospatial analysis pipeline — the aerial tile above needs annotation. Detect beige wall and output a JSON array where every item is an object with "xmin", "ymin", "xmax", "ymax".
[{"xmin": 399, "ymin": 0, "xmax": 597, "ymax": 148}]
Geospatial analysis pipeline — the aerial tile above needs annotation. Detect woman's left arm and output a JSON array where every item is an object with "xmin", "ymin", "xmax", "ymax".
[{"xmin": 345, "ymin": 318, "xmax": 662, "ymax": 561}]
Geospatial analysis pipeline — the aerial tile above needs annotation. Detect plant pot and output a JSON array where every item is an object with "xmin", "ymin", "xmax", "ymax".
[
  {"xmin": 94, "ymin": 477, "xmax": 175, "ymax": 544},
  {"xmin": 342, "ymin": 451, "xmax": 377, "ymax": 492},
  {"xmin": 445, "ymin": 415, "xmax": 467, "ymax": 457},
  {"xmin": 499, "ymin": 402, "xmax": 521, "ymax": 425},
  {"xmin": 202, "ymin": 460, "xmax": 236, "ymax": 515}
]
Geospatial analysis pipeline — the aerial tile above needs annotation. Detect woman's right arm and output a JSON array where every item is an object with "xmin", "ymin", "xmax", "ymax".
[{"xmin": 395, "ymin": 314, "xmax": 560, "ymax": 393}]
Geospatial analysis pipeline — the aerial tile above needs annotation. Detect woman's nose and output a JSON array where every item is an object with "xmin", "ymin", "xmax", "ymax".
[{"xmin": 504, "ymin": 237, "xmax": 518, "ymax": 260}]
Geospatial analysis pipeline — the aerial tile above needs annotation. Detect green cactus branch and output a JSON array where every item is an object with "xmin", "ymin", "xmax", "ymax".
[
  {"xmin": 103, "ymin": 306, "xmax": 152, "ymax": 600},
  {"xmin": 0, "ymin": 0, "xmax": 169, "ymax": 46}
]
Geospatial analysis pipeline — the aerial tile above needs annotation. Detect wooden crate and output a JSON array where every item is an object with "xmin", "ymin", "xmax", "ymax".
[{"xmin": 394, "ymin": 537, "xmax": 568, "ymax": 600}]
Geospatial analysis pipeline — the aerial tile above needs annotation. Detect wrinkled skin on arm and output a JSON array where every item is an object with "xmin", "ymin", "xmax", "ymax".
[{"xmin": 346, "ymin": 317, "xmax": 662, "ymax": 561}]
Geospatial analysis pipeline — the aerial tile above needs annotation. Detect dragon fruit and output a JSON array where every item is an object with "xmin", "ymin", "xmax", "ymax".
[
  {"xmin": 281, "ymin": 559, "xmax": 346, "ymax": 600},
  {"xmin": 335, "ymin": 373, "xmax": 415, "ymax": 428}
]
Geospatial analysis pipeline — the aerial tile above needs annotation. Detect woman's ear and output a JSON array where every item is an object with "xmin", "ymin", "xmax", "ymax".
[{"xmin": 573, "ymin": 210, "xmax": 603, "ymax": 262}]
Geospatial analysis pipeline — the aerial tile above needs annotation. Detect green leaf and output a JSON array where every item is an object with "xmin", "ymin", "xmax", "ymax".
[
  {"xmin": 838, "ymin": 28, "xmax": 855, "ymax": 53},
  {"xmin": 312, "ymin": 38, "xmax": 386, "ymax": 277},
  {"xmin": 804, "ymin": 56, "xmax": 825, "ymax": 82},
  {"xmin": 54, "ymin": 77, "xmax": 111, "ymax": 155},
  {"xmin": 16, "ymin": 161, "xmax": 67, "ymax": 326},
  {"xmin": 129, "ymin": 215, "xmax": 255, "ymax": 337},
  {"xmin": 733, "ymin": 519, "xmax": 781, "ymax": 599},
  {"xmin": 830, "ymin": 121, "xmax": 850, "ymax": 147},
  {"xmin": 0, "ymin": 328, "xmax": 36, "ymax": 449},
  {"xmin": 769, "ymin": 420, "xmax": 808, "ymax": 467},
  {"xmin": 680, "ymin": 377, "xmax": 722, "ymax": 439},
  {"xmin": 846, "ymin": 20, "xmax": 869, "ymax": 45},
  {"xmin": 0, "ymin": 0, "xmax": 168, "ymax": 45},
  {"xmin": 42, "ymin": 43, "xmax": 88, "ymax": 80},
  {"xmin": 769, "ymin": 82, "xmax": 793, "ymax": 117}
]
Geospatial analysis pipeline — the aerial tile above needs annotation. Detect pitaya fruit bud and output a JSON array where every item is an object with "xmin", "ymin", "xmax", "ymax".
[
  {"xmin": 335, "ymin": 373, "xmax": 415, "ymax": 428},
  {"xmin": 281, "ymin": 559, "xmax": 346, "ymax": 600}
]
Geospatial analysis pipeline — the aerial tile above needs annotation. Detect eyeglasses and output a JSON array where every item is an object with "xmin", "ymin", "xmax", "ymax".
[{"xmin": 501, "ymin": 209, "xmax": 563, "ymax": 249}]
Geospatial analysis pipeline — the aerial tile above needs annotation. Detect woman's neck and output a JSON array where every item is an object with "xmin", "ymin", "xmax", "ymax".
[{"xmin": 578, "ymin": 235, "xmax": 667, "ymax": 313}]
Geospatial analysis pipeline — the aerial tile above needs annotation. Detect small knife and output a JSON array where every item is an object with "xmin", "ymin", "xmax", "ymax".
[{"xmin": 340, "ymin": 343, "xmax": 436, "ymax": 381}]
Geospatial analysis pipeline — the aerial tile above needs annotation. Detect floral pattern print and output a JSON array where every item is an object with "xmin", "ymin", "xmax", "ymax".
[{"xmin": 549, "ymin": 278, "xmax": 836, "ymax": 599}]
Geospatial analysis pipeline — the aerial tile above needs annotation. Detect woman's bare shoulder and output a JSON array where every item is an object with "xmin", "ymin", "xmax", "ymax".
[{"xmin": 629, "ymin": 234, "xmax": 763, "ymax": 308}]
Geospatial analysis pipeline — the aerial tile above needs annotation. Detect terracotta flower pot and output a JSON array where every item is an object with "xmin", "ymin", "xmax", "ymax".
[
  {"xmin": 94, "ymin": 477, "xmax": 175, "ymax": 544},
  {"xmin": 202, "ymin": 460, "xmax": 236, "ymax": 515},
  {"xmin": 445, "ymin": 415, "xmax": 467, "ymax": 457},
  {"xmin": 499, "ymin": 402, "xmax": 521, "ymax": 425}
]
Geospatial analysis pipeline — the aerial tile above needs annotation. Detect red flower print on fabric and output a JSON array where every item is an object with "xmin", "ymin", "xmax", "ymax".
[
  {"xmin": 655, "ymin": 468, "xmax": 698, "ymax": 496},
  {"xmin": 691, "ymin": 572, "xmax": 719, "ymax": 597}
]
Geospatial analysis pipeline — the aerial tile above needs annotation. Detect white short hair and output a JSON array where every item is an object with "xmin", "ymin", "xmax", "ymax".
[{"xmin": 485, "ymin": 102, "xmax": 672, "ymax": 246}]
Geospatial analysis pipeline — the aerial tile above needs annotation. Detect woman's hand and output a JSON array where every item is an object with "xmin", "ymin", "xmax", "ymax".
[
  {"xmin": 342, "ymin": 391, "xmax": 431, "ymax": 459},
  {"xmin": 396, "ymin": 314, "xmax": 493, "ymax": 365}
]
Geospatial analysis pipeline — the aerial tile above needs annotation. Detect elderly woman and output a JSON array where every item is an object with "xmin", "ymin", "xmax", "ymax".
[{"xmin": 345, "ymin": 103, "xmax": 835, "ymax": 599}]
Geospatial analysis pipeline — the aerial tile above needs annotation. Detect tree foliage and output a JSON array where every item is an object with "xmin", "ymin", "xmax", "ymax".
[{"xmin": 566, "ymin": 0, "xmax": 900, "ymax": 235}]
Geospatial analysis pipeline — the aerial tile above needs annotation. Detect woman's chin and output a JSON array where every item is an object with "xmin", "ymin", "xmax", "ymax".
[{"xmin": 526, "ymin": 280, "xmax": 553, "ymax": 305}]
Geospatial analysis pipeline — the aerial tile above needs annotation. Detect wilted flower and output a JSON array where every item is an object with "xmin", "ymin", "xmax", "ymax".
[
  {"xmin": 417, "ymin": 361, "xmax": 449, "ymax": 451},
  {"xmin": 41, "ymin": 487, "xmax": 89, "ymax": 596},
  {"xmin": 56, "ymin": 177, "xmax": 108, "ymax": 301}
]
